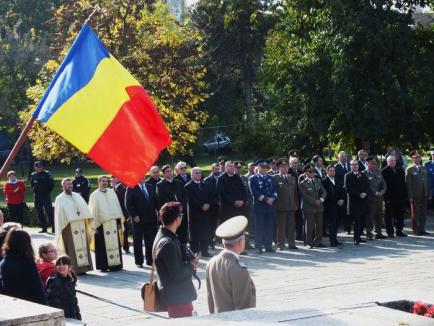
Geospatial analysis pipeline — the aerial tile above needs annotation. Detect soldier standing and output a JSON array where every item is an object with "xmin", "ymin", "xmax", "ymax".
[
  {"xmin": 30, "ymin": 161, "xmax": 55, "ymax": 233},
  {"xmin": 406, "ymin": 150, "xmax": 432, "ymax": 235}
]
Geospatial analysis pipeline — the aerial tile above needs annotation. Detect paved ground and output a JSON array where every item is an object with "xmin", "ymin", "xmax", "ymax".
[{"xmin": 29, "ymin": 216, "xmax": 434, "ymax": 325}]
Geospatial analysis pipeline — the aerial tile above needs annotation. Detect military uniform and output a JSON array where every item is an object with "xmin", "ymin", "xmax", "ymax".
[
  {"xmin": 406, "ymin": 151, "xmax": 432, "ymax": 235},
  {"xmin": 206, "ymin": 216, "xmax": 256, "ymax": 313},
  {"xmin": 30, "ymin": 162, "xmax": 55, "ymax": 233},
  {"xmin": 273, "ymin": 159, "xmax": 298, "ymax": 249},
  {"xmin": 249, "ymin": 168, "xmax": 277, "ymax": 252},
  {"xmin": 299, "ymin": 165, "xmax": 327, "ymax": 247},
  {"xmin": 363, "ymin": 158, "xmax": 387, "ymax": 239}
]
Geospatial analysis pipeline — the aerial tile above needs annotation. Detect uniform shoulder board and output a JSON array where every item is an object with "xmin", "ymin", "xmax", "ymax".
[{"xmin": 237, "ymin": 260, "xmax": 248, "ymax": 269}]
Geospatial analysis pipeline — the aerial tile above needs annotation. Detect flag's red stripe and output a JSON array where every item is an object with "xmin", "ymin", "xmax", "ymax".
[{"xmin": 87, "ymin": 86, "xmax": 171, "ymax": 187}]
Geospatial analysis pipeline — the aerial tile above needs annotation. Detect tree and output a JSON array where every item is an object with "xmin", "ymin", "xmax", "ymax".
[
  {"xmin": 260, "ymin": 0, "xmax": 434, "ymax": 156},
  {"xmin": 21, "ymin": 0, "xmax": 207, "ymax": 161}
]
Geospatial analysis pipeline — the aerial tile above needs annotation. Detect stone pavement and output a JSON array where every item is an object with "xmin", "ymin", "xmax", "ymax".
[{"xmin": 28, "ymin": 216, "xmax": 434, "ymax": 325}]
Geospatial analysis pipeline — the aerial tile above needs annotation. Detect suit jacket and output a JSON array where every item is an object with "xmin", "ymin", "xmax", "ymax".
[
  {"xmin": 345, "ymin": 171, "xmax": 369, "ymax": 214},
  {"xmin": 203, "ymin": 174, "xmax": 220, "ymax": 211},
  {"xmin": 381, "ymin": 165, "xmax": 406, "ymax": 204},
  {"xmin": 184, "ymin": 180, "xmax": 212, "ymax": 219},
  {"xmin": 322, "ymin": 177, "xmax": 344, "ymax": 215},
  {"xmin": 113, "ymin": 183, "xmax": 128, "ymax": 218},
  {"xmin": 334, "ymin": 162, "xmax": 350, "ymax": 189},
  {"xmin": 217, "ymin": 173, "xmax": 248, "ymax": 207},
  {"xmin": 145, "ymin": 176, "xmax": 162, "ymax": 192},
  {"xmin": 358, "ymin": 160, "xmax": 368, "ymax": 172},
  {"xmin": 299, "ymin": 178, "xmax": 326, "ymax": 214},
  {"xmin": 125, "ymin": 184, "xmax": 159, "ymax": 223},
  {"xmin": 174, "ymin": 173, "xmax": 191, "ymax": 185},
  {"xmin": 313, "ymin": 167, "xmax": 326, "ymax": 180},
  {"xmin": 273, "ymin": 174, "xmax": 298, "ymax": 211},
  {"xmin": 406, "ymin": 165, "xmax": 432, "ymax": 200},
  {"xmin": 206, "ymin": 250, "xmax": 255, "ymax": 314},
  {"xmin": 288, "ymin": 168, "xmax": 302, "ymax": 209},
  {"xmin": 156, "ymin": 179, "xmax": 187, "ymax": 208}
]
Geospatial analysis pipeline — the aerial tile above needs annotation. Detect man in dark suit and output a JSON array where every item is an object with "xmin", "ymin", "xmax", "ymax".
[
  {"xmin": 111, "ymin": 176, "xmax": 130, "ymax": 253},
  {"xmin": 322, "ymin": 165, "xmax": 345, "ymax": 246},
  {"xmin": 345, "ymin": 160, "xmax": 369, "ymax": 245},
  {"xmin": 174, "ymin": 161, "xmax": 191, "ymax": 185},
  {"xmin": 145, "ymin": 165, "xmax": 162, "ymax": 192},
  {"xmin": 334, "ymin": 151, "xmax": 351, "ymax": 234},
  {"xmin": 217, "ymin": 161, "xmax": 248, "ymax": 223},
  {"xmin": 125, "ymin": 177, "xmax": 159, "ymax": 267},
  {"xmin": 204, "ymin": 163, "xmax": 221, "ymax": 249},
  {"xmin": 185, "ymin": 167, "xmax": 213, "ymax": 257},
  {"xmin": 288, "ymin": 155, "xmax": 304, "ymax": 241},
  {"xmin": 357, "ymin": 150, "xmax": 369, "ymax": 172},
  {"xmin": 381, "ymin": 154, "xmax": 407, "ymax": 237},
  {"xmin": 156, "ymin": 165, "xmax": 189, "ymax": 244}
]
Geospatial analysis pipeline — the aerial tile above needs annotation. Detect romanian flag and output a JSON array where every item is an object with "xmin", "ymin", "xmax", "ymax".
[{"xmin": 32, "ymin": 24, "xmax": 171, "ymax": 187}]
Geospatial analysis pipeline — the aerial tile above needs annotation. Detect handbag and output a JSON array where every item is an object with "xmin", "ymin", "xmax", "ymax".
[{"xmin": 141, "ymin": 246, "xmax": 167, "ymax": 312}]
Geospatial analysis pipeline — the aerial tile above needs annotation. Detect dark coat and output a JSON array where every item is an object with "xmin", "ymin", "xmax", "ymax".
[
  {"xmin": 145, "ymin": 176, "xmax": 162, "ymax": 193},
  {"xmin": 322, "ymin": 177, "xmax": 345, "ymax": 215},
  {"xmin": 344, "ymin": 171, "xmax": 369, "ymax": 215},
  {"xmin": 46, "ymin": 273, "xmax": 81, "ymax": 320},
  {"xmin": 334, "ymin": 162, "xmax": 350, "ymax": 189},
  {"xmin": 153, "ymin": 227, "xmax": 197, "ymax": 305},
  {"xmin": 0, "ymin": 253, "xmax": 47, "ymax": 305},
  {"xmin": 30, "ymin": 170, "xmax": 54, "ymax": 196},
  {"xmin": 125, "ymin": 184, "xmax": 159, "ymax": 223},
  {"xmin": 156, "ymin": 179, "xmax": 187, "ymax": 208},
  {"xmin": 382, "ymin": 165, "xmax": 407, "ymax": 204},
  {"xmin": 185, "ymin": 180, "xmax": 212, "ymax": 241},
  {"xmin": 72, "ymin": 176, "xmax": 91, "ymax": 203},
  {"xmin": 113, "ymin": 183, "xmax": 128, "ymax": 218},
  {"xmin": 174, "ymin": 173, "xmax": 191, "ymax": 185},
  {"xmin": 216, "ymin": 172, "xmax": 248, "ymax": 220},
  {"xmin": 203, "ymin": 174, "xmax": 220, "ymax": 213}
]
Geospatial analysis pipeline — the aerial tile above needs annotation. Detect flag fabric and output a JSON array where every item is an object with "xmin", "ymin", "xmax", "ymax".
[{"xmin": 32, "ymin": 24, "xmax": 171, "ymax": 187}]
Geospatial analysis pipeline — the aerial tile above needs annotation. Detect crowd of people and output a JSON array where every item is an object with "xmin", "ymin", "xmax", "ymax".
[{"xmin": 0, "ymin": 147, "xmax": 433, "ymax": 319}]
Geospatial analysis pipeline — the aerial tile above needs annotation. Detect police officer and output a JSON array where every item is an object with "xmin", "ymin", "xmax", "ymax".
[
  {"xmin": 363, "ymin": 157, "xmax": 387, "ymax": 240},
  {"xmin": 424, "ymin": 149, "xmax": 434, "ymax": 209},
  {"xmin": 206, "ymin": 216, "xmax": 256, "ymax": 313},
  {"xmin": 72, "ymin": 168, "xmax": 91, "ymax": 203},
  {"xmin": 249, "ymin": 161, "xmax": 277, "ymax": 254},
  {"xmin": 30, "ymin": 161, "xmax": 54, "ymax": 233},
  {"xmin": 406, "ymin": 150, "xmax": 432, "ymax": 235}
]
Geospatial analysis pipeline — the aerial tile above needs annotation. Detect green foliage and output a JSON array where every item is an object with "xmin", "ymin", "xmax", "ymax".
[
  {"xmin": 21, "ymin": 0, "xmax": 207, "ymax": 161},
  {"xmin": 260, "ymin": 0, "xmax": 434, "ymax": 155}
]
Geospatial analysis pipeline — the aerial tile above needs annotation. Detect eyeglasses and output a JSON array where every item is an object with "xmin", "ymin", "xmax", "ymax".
[
  {"xmin": 47, "ymin": 250, "xmax": 57, "ymax": 253},
  {"xmin": 179, "ymin": 167, "xmax": 186, "ymax": 169}
]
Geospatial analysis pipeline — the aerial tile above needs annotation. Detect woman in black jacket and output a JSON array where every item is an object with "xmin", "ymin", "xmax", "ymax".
[
  {"xmin": 153, "ymin": 202, "xmax": 198, "ymax": 318},
  {"xmin": 46, "ymin": 256, "xmax": 81, "ymax": 320},
  {"xmin": 0, "ymin": 228, "xmax": 47, "ymax": 305}
]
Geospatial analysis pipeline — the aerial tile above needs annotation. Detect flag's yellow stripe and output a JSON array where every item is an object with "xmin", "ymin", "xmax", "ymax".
[{"xmin": 46, "ymin": 56, "xmax": 140, "ymax": 153}]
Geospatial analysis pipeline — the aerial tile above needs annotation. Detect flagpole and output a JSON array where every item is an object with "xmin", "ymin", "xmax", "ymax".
[
  {"xmin": 0, "ymin": 117, "xmax": 36, "ymax": 179},
  {"xmin": 84, "ymin": 6, "xmax": 99, "ymax": 25}
]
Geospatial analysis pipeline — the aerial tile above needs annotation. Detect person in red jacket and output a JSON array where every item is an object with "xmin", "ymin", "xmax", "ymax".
[
  {"xmin": 3, "ymin": 171, "xmax": 26, "ymax": 224},
  {"xmin": 36, "ymin": 242, "xmax": 57, "ymax": 288}
]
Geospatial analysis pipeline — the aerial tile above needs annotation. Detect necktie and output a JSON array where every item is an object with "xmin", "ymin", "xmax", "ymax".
[
  {"xmin": 141, "ymin": 185, "xmax": 149, "ymax": 199},
  {"xmin": 197, "ymin": 182, "xmax": 201, "ymax": 190}
]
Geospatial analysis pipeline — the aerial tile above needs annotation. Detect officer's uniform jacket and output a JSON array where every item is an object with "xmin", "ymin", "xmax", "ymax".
[
  {"xmin": 30, "ymin": 170, "xmax": 54, "ymax": 197},
  {"xmin": 248, "ymin": 173, "xmax": 277, "ymax": 209},
  {"xmin": 273, "ymin": 173, "xmax": 298, "ymax": 212},
  {"xmin": 406, "ymin": 165, "xmax": 432, "ymax": 200},
  {"xmin": 72, "ymin": 176, "xmax": 91, "ymax": 202},
  {"xmin": 206, "ymin": 250, "xmax": 256, "ymax": 314},
  {"xmin": 363, "ymin": 169, "xmax": 387, "ymax": 201},
  {"xmin": 299, "ymin": 178, "xmax": 327, "ymax": 214}
]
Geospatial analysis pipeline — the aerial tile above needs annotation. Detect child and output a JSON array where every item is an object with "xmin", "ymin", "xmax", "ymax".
[
  {"xmin": 36, "ymin": 243, "xmax": 57, "ymax": 287},
  {"xmin": 46, "ymin": 256, "xmax": 81, "ymax": 320}
]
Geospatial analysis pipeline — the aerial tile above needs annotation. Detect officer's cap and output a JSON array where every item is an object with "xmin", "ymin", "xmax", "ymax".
[
  {"xmin": 75, "ymin": 168, "xmax": 83, "ymax": 173},
  {"xmin": 276, "ymin": 158, "xmax": 289, "ymax": 167},
  {"xmin": 33, "ymin": 161, "xmax": 43, "ymax": 168},
  {"xmin": 215, "ymin": 215, "xmax": 248, "ymax": 240},
  {"xmin": 267, "ymin": 157, "xmax": 277, "ymax": 164},
  {"xmin": 409, "ymin": 150, "xmax": 421, "ymax": 158},
  {"xmin": 255, "ymin": 159, "xmax": 268, "ymax": 167},
  {"xmin": 303, "ymin": 163, "xmax": 315, "ymax": 173},
  {"xmin": 218, "ymin": 156, "xmax": 228, "ymax": 164},
  {"xmin": 288, "ymin": 149, "xmax": 300, "ymax": 158},
  {"xmin": 234, "ymin": 161, "xmax": 243, "ymax": 168},
  {"xmin": 366, "ymin": 156, "xmax": 379, "ymax": 164}
]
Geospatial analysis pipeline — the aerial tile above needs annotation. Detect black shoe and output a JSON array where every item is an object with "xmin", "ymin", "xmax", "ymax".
[
  {"xmin": 358, "ymin": 239, "xmax": 367, "ymax": 243},
  {"xmin": 366, "ymin": 233, "xmax": 374, "ymax": 240},
  {"xmin": 330, "ymin": 243, "xmax": 338, "ymax": 247},
  {"xmin": 375, "ymin": 234, "xmax": 387, "ymax": 239},
  {"xmin": 396, "ymin": 232, "xmax": 407, "ymax": 237},
  {"xmin": 336, "ymin": 241, "xmax": 343, "ymax": 246},
  {"xmin": 316, "ymin": 243, "xmax": 327, "ymax": 248},
  {"xmin": 346, "ymin": 231, "xmax": 351, "ymax": 235},
  {"xmin": 124, "ymin": 250, "xmax": 131, "ymax": 254},
  {"xmin": 201, "ymin": 251, "xmax": 212, "ymax": 258},
  {"xmin": 38, "ymin": 229, "xmax": 47, "ymax": 233},
  {"xmin": 136, "ymin": 264, "xmax": 143, "ymax": 268},
  {"xmin": 146, "ymin": 260, "xmax": 152, "ymax": 266},
  {"xmin": 288, "ymin": 246, "xmax": 298, "ymax": 250},
  {"xmin": 100, "ymin": 269, "xmax": 108, "ymax": 272},
  {"xmin": 421, "ymin": 231, "xmax": 430, "ymax": 235},
  {"xmin": 265, "ymin": 248, "xmax": 276, "ymax": 253},
  {"xmin": 388, "ymin": 234, "xmax": 395, "ymax": 238},
  {"xmin": 255, "ymin": 248, "xmax": 263, "ymax": 254},
  {"xmin": 354, "ymin": 241, "xmax": 360, "ymax": 245},
  {"xmin": 307, "ymin": 244, "xmax": 314, "ymax": 249}
]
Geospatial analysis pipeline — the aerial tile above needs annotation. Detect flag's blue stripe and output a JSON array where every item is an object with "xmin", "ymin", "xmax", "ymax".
[{"xmin": 32, "ymin": 24, "xmax": 109, "ymax": 122}]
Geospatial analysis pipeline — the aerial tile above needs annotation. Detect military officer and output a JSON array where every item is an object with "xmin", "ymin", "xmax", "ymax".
[
  {"xmin": 30, "ymin": 161, "xmax": 55, "ymax": 233},
  {"xmin": 424, "ymin": 149, "xmax": 434, "ymax": 209},
  {"xmin": 273, "ymin": 158, "xmax": 298, "ymax": 250},
  {"xmin": 234, "ymin": 161, "xmax": 243, "ymax": 176},
  {"xmin": 299, "ymin": 164, "xmax": 327, "ymax": 248},
  {"xmin": 206, "ymin": 216, "xmax": 256, "ymax": 314},
  {"xmin": 72, "ymin": 168, "xmax": 91, "ymax": 203},
  {"xmin": 267, "ymin": 158, "xmax": 278, "ymax": 176},
  {"xmin": 249, "ymin": 161, "xmax": 277, "ymax": 253},
  {"xmin": 363, "ymin": 156, "xmax": 387, "ymax": 240},
  {"xmin": 406, "ymin": 150, "xmax": 432, "ymax": 235}
]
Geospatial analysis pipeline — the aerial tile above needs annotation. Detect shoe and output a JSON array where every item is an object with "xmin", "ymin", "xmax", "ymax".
[
  {"xmin": 240, "ymin": 250, "xmax": 248, "ymax": 255},
  {"xmin": 346, "ymin": 231, "xmax": 351, "ymax": 235},
  {"xmin": 366, "ymin": 233, "xmax": 374, "ymax": 240},
  {"xmin": 354, "ymin": 241, "xmax": 360, "ymax": 245},
  {"xmin": 358, "ymin": 239, "xmax": 367, "ymax": 243},
  {"xmin": 265, "ymin": 248, "xmax": 276, "ymax": 253},
  {"xmin": 201, "ymin": 251, "xmax": 212, "ymax": 258},
  {"xmin": 388, "ymin": 234, "xmax": 395, "ymax": 238},
  {"xmin": 288, "ymin": 246, "xmax": 298, "ymax": 250},
  {"xmin": 100, "ymin": 269, "xmax": 108, "ymax": 272},
  {"xmin": 396, "ymin": 232, "xmax": 407, "ymax": 237},
  {"xmin": 136, "ymin": 264, "xmax": 143, "ymax": 268},
  {"xmin": 375, "ymin": 234, "xmax": 387, "ymax": 239},
  {"xmin": 336, "ymin": 241, "xmax": 343, "ymax": 246},
  {"xmin": 307, "ymin": 244, "xmax": 314, "ymax": 249},
  {"xmin": 316, "ymin": 243, "xmax": 327, "ymax": 248},
  {"xmin": 146, "ymin": 261, "xmax": 152, "ymax": 266},
  {"xmin": 124, "ymin": 250, "xmax": 131, "ymax": 254},
  {"xmin": 255, "ymin": 248, "xmax": 263, "ymax": 254},
  {"xmin": 330, "ymin": 243, "xmax": 338, "ymax": 247},
  {"xmin": 421, "ymin": 231, "xmax": 430, "ymax": 235},
  {"xmin": 38, "ymin": 229, "xmax": 47, "ymax": 233}
]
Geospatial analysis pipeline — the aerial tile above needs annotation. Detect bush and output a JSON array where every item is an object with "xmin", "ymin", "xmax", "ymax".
[{"xmin": 0, "ymin": 204, "xmax": 40, "ymax": 226}]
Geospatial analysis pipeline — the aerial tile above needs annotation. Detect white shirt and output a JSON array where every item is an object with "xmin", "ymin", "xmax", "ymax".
[{"xmin": 328, "ymin": 176, "xmax": 335, "ymax": 186}]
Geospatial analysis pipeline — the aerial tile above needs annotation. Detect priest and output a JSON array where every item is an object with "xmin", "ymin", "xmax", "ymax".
[
  {"xmin": 89, "ymin": 175, "xmax": 124, "ymax": 272},
  {"xmin": 54, "ymin": 178, "xmax": 93, "ymax": 274}
]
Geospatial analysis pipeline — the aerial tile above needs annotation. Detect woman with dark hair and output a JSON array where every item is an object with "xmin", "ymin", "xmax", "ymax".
[
  {"xmin": 46, "ymin": 255, "xmax": 81, "ymax": 320},
  {"xmin": 0, "ymin": 229, "xmax": 47, "ymax": 305}
]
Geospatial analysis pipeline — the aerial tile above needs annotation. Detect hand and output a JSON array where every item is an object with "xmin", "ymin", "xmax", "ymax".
[
  {"xmin": 133, "ymin": 216, "xmax": 140, "ymax": 223},
  {"xmin": 192, "ymin": 255, "xmax": 199, "ymax": 270},
  {"xmin": 375, "ymin": 191, "xmax": 381, "ymax": 197},
  {"xmin": 14, "ymin": 187, "xmax": 19, "ymax": 193},
  {"xmin": 360, "ymin": 193, "xmax": 367, "ymax": 199},
  {"xmin": 337, "ymin": 200, "xmax": 344, "ymax": 206},
  {"xmin": 202, "ymin": 204, "xmax": 210, "ymax": 211},
  {"xmin": 315, "ymin": 199, "xmax": 322, "ymax": 206},
  {"xmin": 266, "ymin": 198, "xmax": 274, "ymax": 206}
]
